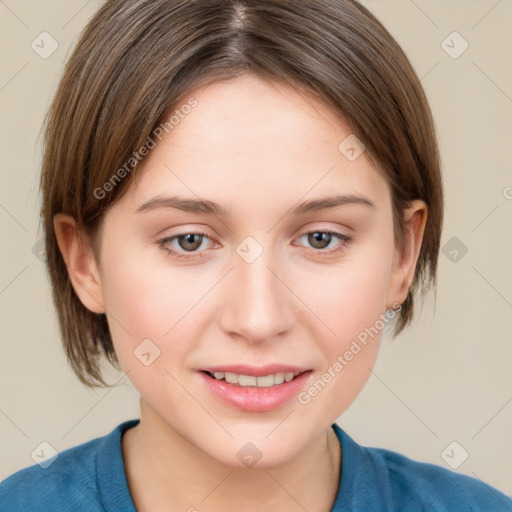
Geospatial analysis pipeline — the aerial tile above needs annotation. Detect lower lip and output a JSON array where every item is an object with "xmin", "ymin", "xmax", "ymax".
[{"xmin": 198, "ymin": 371, "xmax": 313, "ymax": 412}]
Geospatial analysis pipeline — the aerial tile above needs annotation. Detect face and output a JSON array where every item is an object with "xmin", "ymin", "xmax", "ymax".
[{"xmin": 63, "ymin": 74, "xmax": 423, "ymax": 468}]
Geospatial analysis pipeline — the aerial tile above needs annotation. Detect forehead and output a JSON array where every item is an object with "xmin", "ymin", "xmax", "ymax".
[
  {"xmin": 164, "ymin": 75, "xmax": 351, "ymax": 157},
  {"xmin": 120, "ymin": 74, "xmax": 390, "ymax": 215}
]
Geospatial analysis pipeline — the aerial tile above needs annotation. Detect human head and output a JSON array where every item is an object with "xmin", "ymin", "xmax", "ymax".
[{"xmin": 41, "ymin": 0, "xmax": 443, "ymax": 391}]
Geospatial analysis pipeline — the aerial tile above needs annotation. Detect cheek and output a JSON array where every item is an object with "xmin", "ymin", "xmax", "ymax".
[
  {"xmin": 295, "ymin": 239, "xmax": 394, "ymax": 418},
  {"xmin": 304, "ymin": 241, "xmax": 394, "ymax": 342},
  {"xmin": 98, "ymin": 240, "xmax": 201, "ymax": 368}
]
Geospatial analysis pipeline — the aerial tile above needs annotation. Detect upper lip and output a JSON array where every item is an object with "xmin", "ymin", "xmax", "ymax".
[{"xmin": 199, "ymin": 364, "xmax": 312, "ymax": 377}]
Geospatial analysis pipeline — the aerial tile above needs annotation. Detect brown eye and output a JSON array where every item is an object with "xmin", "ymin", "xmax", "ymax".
[
  {"xmin": 307, "ymin": 232, "xmax": 334, "ymax": 249},
  {"xmin": 175, "ymin": 233, "xmax": 204, "ymax": 251},
  {"xmin": 160, "ymin": 231, "xmax": 214, "ymax": 259},
  {"xmin": 296, "ymin": 230, "xmax": 352, "ymax": 255}
]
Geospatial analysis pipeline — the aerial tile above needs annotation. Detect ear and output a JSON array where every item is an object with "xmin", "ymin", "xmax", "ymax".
[
  {"xmin": 53, "ymin": 213, "xmax": 106, "ymax": 314},
  {"xmin": 386, "ymin": 200, "xmax": 428, "ymax": 309}
]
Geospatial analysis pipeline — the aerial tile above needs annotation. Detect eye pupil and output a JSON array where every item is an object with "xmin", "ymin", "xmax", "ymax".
[
  {"xmin": 164, "ymin": 230, "xmax": 348, "ymax": 259},
  {"xmin": 179, "ymin": 233, "xmax": 203, "ymax": 251},
  {"xmin": 309, "ymin": 232, "xmax": 331, "ymax": 249}
]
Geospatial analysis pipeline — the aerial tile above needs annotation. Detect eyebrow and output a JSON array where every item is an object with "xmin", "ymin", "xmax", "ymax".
[{"xmin": 135, "ymin": 194, "xmax": 376, "ymax": 216}]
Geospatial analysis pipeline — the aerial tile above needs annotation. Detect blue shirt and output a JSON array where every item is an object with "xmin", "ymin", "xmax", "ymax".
[{"xmin": 1, "ymin": 418, "xmax": 511, "ymax": 511}]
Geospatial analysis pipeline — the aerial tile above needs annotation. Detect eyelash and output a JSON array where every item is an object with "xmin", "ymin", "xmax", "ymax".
[{"xmin": 158, "ymin": 230, "xmax": 352, "ymax": 260}]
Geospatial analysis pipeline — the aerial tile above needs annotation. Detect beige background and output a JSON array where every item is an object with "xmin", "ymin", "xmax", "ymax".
[{"xmin": 1, "ymin": 0, "xmax": 511, "ymax": 496}]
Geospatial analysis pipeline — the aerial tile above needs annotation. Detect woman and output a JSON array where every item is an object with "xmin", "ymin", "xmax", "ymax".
[{"xmin": 1, "ymin": 1, "xmax": 510, "ymax": 510}]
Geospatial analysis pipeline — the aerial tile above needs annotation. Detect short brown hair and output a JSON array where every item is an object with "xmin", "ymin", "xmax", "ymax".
[{"xmin": 40, "ymin": 0, "xmax": 443, "ymax": 388}]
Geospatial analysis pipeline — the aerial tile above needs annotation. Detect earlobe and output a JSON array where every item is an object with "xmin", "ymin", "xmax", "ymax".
[
  {"xmin": 53, "ymin": 213, "xmax": 106, "ymax": 314},
  {"xmin": 386, "ymin": 200, "xmax": 428, "ymax": 309}
]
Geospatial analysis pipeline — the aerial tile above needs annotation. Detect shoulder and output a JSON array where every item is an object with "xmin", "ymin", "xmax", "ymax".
[
  {"xmin": 0, "ymin": 419, "xmax": 139, "ymax": 512},
  {"xmin": 0, "ymin": 436, "xmax": 104, "ymax": 511},
  {"xmin": 369, "ymin": 444, "xmax": 512, "ymax": 511},
  {"xmin": 332, "ymin": 424, "xmax": 512, "ymax": 511}
]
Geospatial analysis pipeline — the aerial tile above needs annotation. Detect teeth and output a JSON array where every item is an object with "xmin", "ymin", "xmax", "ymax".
[
  {"xmin": 209, "ymin": 371, "xmax": 301, "ymax": 387},
  {"xmin": 274, "ymin": 373, "xmax": 285, "ymax": 385},
  {"xmin": 239, "ymin": 374, "xmax": 257, "ymax": 386},
  {"xmin": 256, "ymin": 375, "xmax": 274, "ymax": 387},
  {"xmin": 284, "ymin": 372, "xmax": 294, "ymax": 382},
  {"xmin": 225, "ymin": 372, "xmax": 238, "ymax": 384}
]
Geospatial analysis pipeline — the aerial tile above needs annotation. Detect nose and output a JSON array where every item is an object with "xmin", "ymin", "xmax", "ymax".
[{"xmin": 218, "ymin": 243, "xmax": 296, "ymax": 344}]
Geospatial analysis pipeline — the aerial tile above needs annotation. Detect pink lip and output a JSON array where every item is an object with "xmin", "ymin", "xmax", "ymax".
[
  {"xmin": 199, "ymin": 364, "xmax": 311, "ymax": 377},
  {"xmin": 197, "ymin": 369, "xmax": 313, "ymax": 412}
]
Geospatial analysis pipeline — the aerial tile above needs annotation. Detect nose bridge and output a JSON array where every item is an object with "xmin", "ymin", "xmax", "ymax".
[{"xmin": 222, "ymin": 237, "xmax": 294, "ymax": 342}]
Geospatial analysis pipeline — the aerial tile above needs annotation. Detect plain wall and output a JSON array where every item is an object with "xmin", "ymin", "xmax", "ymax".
[{"xmin": 1, "ymin": 0, "xmax": 511, "ymax": 495}]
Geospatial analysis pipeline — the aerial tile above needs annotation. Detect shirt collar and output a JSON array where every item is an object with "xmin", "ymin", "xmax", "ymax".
[{"xmin": 98, "ymin": 418, "xmax": 391, "ymax": 512}]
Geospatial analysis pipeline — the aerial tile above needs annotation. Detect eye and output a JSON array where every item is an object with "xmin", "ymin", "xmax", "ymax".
[
  {"xmin": 159, "ymin": 232, "xmax": 217, "ymax": 259},
  {"xmin": 294, "ymin": 230, "xmax": 352, "ymax": 255},
  {"xmin": 159, "ymin": 229, "xmax": 352, "ymax": 261}
]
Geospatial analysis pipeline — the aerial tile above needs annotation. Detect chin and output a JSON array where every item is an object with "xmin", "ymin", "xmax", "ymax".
[{"xmin": 201, "ymin": 431, "xmax": 310, "ymax": 470}]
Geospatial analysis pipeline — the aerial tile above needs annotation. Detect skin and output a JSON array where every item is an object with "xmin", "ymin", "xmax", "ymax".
[{"xmin": 54, "ymin": 73, "xmax": 427, "ymax": 512}]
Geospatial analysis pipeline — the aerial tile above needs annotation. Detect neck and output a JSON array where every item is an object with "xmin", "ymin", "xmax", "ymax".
[{"xmin": 122, "ymin": 400, "xmax": 342, "ymax": 512}]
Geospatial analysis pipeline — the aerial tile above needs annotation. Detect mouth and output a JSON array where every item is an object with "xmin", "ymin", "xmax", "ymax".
[
  {"xmin": 201, "ymin": 370, "xmax": 307, "ymax": 388},
  {"xmin": 197, "ymin": 366, "xmax": 313, "ymax": 412}
]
